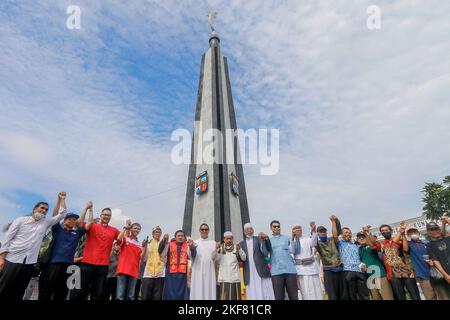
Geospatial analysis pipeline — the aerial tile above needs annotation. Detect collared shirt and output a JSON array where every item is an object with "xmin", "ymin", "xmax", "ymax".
[
  {"xmin": 49, "ymin": 222, "xmax": 85, "ymax": 264},
  {"xmin": 0, "ymin": 209, "xmax": 66, "ymax": 264},
  {"xmin": 269, "ymin": 234, "xmax": 297, "ymax": 276},
  {"xmin": 375, "ymin": 240, "xmax": 413, "ymax": 280},
  {"xmin": 338, "ymin": 240, "xmax": 362, "ymax": 272},
  {"xmin": 116, "ymin": 236, "xmax": 143, "ymax": 278},
  {"xmin": 407, "ymin": 240, "xmax": 430, "ymax": 280},
  {"xmin": 359, "ymin": 244, "xmax": 386, "ymax": 278},
  {"xmin": 82, "ymin": 222, "xmax": 120, "ymax": 266}
]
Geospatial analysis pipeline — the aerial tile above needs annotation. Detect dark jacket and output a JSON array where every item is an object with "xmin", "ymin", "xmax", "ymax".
[{"xmin": 239, "ymin": 236, "xmax": 272, "ymax": 286}]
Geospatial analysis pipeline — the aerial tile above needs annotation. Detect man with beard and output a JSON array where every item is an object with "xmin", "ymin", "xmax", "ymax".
[
  {"xmin": 239, "ymin": 223, "xmax": 274, "ymax": 300},
  {"xmin": 367, "ymin": 222, "xmax": 421, "ymax": 300}
]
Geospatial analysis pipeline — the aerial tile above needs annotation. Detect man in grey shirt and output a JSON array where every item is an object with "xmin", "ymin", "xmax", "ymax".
[{"xmin": 0, "ymin": 192, "xmax": 67, "ymax": 300}]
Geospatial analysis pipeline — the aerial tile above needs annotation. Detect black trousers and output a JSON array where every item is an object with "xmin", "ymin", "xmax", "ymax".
[
  {"xmin": 272, "ymin": 274, "xmax": 298, "ymax": 300},
  {"xmin": 71, "ymin": 263, "xmax": 108, "ymax": 300},
  {"xmin": 0, "ymin": 260, "xmax": 34, "ymax": 300},
  {"xmin": 134, "ymin": 279, "xmax": 142, "ymax": 300},
  {"xmin": 38, "ymin": 263, "xmax": 71, "ymax": 300},
  {"xmin": 390, "ymin": 277, "xmax": 421, "ymax": 300},
  {"xmin": 342, "ymin": 271, "xmax": 370, "ymax": 300},
  {"xmin": 323, "ymin": 270, "xmax": 344, "ymax": 300},
  {"xmin": 141, "ymin": 277, "xmax": 164, "ymax": 300},
  {"xmin": 103, "ymin": 277, "xmax": 117, "ymax": 300}
]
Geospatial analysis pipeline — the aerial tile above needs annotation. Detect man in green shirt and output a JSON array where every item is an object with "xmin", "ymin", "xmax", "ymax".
[{"xmin": 357, "ymin": 231, "xmax": 394, "ymax": 300}]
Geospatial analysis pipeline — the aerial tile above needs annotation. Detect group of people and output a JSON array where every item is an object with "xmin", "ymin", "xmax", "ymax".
[{"xmin": 0, "ymin": 191, "xmax": 449, "ymax": 301}]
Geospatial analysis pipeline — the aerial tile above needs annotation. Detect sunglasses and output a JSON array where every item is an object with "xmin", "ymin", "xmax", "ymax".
[
  {"xmin": 272, "ymin": 225, "xmax": 280, "ymax": 228},
  {"xmin": 200, "ymin": 228, "xmax": 209, "ymax": 231}
]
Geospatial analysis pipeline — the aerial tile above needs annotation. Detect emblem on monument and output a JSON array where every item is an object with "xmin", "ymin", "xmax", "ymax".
[
  {"xmin": 230, "ymin": 173, "xmax": 239, "ymax": 196},
  {"xmin": 195, "ymin": 171, "xmax": 208, "ymax": 195}
]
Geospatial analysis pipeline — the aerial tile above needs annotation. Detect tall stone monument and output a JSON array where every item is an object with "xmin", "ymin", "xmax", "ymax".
[{"xmin": 182, "ymin": 12, "xmax": 250, "ymax": 242}]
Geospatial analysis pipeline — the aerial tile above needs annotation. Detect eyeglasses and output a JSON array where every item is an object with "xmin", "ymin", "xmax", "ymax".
[
  {"xmin": 272, "ymin": 225, "xmax": 280, "ymax": 228},
  {"xmin": 200, "ymin": 228, "xmax": 209, "ymax": 231}
]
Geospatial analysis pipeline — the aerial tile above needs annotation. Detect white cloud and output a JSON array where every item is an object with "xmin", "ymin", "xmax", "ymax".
[{"xmin": 1, "ymin": 0, "xmax": 449, "ymax": 241}]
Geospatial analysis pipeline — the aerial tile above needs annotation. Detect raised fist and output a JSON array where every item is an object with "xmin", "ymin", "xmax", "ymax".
[
  {"xmin": 216, "ymin": 242, "xmax": 221, "ymax": 249},
  {"xmin": 86, "ymin": 201, "xmax": 93, "ymax": 210},
  {"xmin": 58, "ymin": 192, "xmax": 67, "ymax": 200},
  {"xmin": 235, "ymin": 243, "xmax": 241, "ymax": 251},
  {"xmin": 329, "ymin": 215, "xmax": 337, "ymax": 222}
]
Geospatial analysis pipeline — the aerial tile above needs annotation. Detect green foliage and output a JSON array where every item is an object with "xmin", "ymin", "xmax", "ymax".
[{"xmin": 422, "ymin": 175, "xmax": 450, "ymax": 220}]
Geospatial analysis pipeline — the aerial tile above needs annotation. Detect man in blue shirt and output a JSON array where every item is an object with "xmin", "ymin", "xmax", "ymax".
[
  {"xmin": 269, "ymin": 220, "xmax": 298, "ymax": 300},
  {"xmin": 38, "ymin": 200, "xmax": 91, "ymax": 300},
  {"xmin": 332, "ymin": 215, "xmax": 370, "ymax": 300},
  {"xmin": 403, "ymin": 226, "xmax": 437, "ymax": 300}
]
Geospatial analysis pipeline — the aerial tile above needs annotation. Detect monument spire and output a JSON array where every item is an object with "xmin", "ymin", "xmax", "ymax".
[{"xmin": 182, "ymin": 13, "xmax": 250, "ymax": 242}]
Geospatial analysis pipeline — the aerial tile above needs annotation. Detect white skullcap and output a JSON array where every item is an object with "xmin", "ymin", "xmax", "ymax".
[
  {"xmin": 292, "ymin": 223, "xmax": 301, "ymax": 229},
  {"xmin": 223, "ymin": 231, "xmax": 233, "ymax": 238},
  {"xmin": 244, "ymin": 223, "xmax": 253, "ymax": 229}
]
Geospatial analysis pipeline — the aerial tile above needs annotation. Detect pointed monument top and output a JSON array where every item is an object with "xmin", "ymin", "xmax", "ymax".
[{"xmin": 207, "ymin": 11, "xmax": 220, "ymax": 45}]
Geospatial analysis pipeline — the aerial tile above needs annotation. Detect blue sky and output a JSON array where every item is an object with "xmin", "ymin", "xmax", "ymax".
[{"xmin": 1, "ymin": 0, "xmax": 450, "ymax": 239}]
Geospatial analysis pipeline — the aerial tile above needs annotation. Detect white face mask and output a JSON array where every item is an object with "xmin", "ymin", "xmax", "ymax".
[
  {"xmin": 410, "ymin": 234, "xmax": 420, "ymax": 241},
  {"xmin": 34, "ymin": 212, "xmax": 45, "ymax": 221},
  {"xmin": 446, "ymin": 226, "xmax": 450, "ymax": 234}
]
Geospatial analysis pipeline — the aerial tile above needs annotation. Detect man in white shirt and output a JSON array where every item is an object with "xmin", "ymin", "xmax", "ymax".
[
  {"xmin": 189, "ymin": 223, "xmax": 217, "ymax": 300},
  {"xmin": 0, "ymin": 192, "xmax": 67, "ymax": 300},
  {"xmin": 291, "ymin": 222, "xmax": 323, "ymax": 300},
  {"xmin": 239, "ymin": 223, "xmax": 274, "ymax": 300},
  {"xmin": 212, "ymin": 231, "xmax": 246, "ymax": 300}
]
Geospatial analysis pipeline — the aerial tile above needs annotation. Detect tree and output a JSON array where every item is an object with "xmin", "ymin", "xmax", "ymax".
[{"xmin": 422, "ymin": 176, "xmax": 450, "ymax": 220}]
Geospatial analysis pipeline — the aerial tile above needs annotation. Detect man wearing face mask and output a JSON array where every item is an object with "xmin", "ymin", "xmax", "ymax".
[
  {"xmin": 315, "ymin": 216, "xmax": 345, "ymax": 300},
  {"xmin": 402, "ymin": 225, "xmax": 438, "ymax": 300},
  {"xmin": 366, "ymin": 222, "xmax": 421, "ymax": 300},
  {"xmin": 0, "ymin": 192, "xmax": 67, "ymax": 300}
]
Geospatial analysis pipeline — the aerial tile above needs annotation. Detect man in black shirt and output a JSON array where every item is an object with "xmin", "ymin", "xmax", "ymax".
[{"xmin": 426, "ymin": 220, "xmax": 450, "ymax": 300}]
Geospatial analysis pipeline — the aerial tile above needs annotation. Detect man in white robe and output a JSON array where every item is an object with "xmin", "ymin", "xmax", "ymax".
[
  {"xmin": 291, "ymin": 222, "xmax": 323, "ymax": 300},
  {"xmin": 239, "ymin": 223, "xmax": 275, "ymax": 300},
  {"xmin": 188, "ymin": 223, "xmax": 217, "ymax": 300}
]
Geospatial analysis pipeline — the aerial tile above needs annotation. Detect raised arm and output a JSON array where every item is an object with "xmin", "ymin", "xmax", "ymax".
[
  {"xmin": 258, "ymin": 233, "xmax": 271, "ymax": 257},
  {"xmin": 141, "ymin": 238, "xmax": 149, "ymax": 261},
  {"xmin": 363, "ymin": 225, "xmax": 379, "ymax": 250},
  {"xmin": 52, "ymin": 192, "xmax": 66, "ymax": 217},
  {"xmin": 440, "ymin": 215, "xmax": 448, "ymax": 237},
  {"xmin": 84, "ymin": 204, "xmax": 95, "ymax": 232},
  {"xmin": 393, "ymin": 221, "xmax": 405, "ymax": 245},
  {"xmin": 159, "ymin": 234, "xmax": 169, "ymax": 257},
  {"xmin": 117, "ymin": 219, "xmax": 132, "ymax": 243},
  {"xmin": 310, "ymin": 221, "xmax": 318, "ymax": 247},
  {"xmin": 236, "ymin": 243, "xmax": 246, "ymax": 262},
  {"xmin": 77, "ymin": 201, "xmax": 92, "ymax": 228},
  {"xmin": 330, "ymin": 215, "xmax": 340, "ymax": 244}
]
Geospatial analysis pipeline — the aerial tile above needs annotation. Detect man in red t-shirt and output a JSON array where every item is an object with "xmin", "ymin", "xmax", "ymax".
[
  {"xmin": 115, "ymin": 221, "xmax": 146, "ymax": 300},
  {"xmin": 71, "ymin": 207, "xmax": 120, "ymax": 300}
]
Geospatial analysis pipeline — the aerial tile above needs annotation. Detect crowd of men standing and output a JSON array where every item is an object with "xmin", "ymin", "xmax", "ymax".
[{"xmin": 0, "ymin": 191, "xmax": 449, "ymax": 301}]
